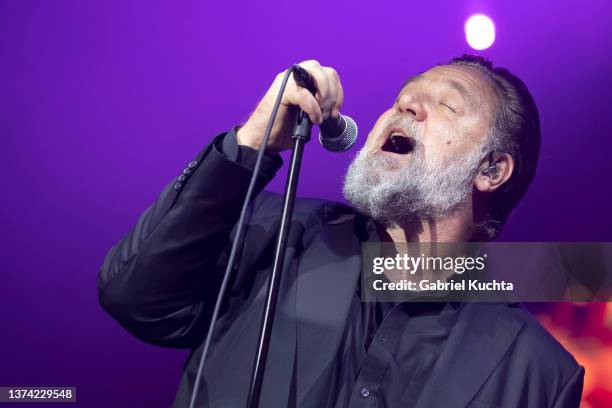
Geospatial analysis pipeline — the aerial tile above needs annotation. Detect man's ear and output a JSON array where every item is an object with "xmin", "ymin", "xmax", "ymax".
[{"xmin": 474, "ymin": 152, "xmax": 514, "ymax": 193}]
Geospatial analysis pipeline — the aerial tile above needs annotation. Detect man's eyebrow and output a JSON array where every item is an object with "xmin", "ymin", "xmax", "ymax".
[
  {"xmin": 398, "ymin": 74, "xmax": 478, "ymax": 108},
  {"xmin": 444, "ymin": 79, "xmax": 476, "ymax": 107},
  {"xmin": 400, "ymin": 74, "xmax": 424, "ymax": 90}
]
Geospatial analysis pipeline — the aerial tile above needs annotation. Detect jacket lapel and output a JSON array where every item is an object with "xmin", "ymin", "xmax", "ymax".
[
  {"xmin": 416, "ymin": 302, "xmax": 525, "ymax": 408},
  {"xmin": 295, "ymin": 205, "xmax": 362, "ymax": 405}
]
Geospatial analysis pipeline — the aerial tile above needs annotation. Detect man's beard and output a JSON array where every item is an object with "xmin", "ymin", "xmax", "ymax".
[{"xmin": 342, "ymin": 121, "xmax": 489, "ymax": 225}]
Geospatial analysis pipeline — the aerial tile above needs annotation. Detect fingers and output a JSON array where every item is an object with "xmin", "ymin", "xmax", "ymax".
[
  {"xmin": 304, "ymin": 63, "xmax": 333, "ymax": 120},
  {"xmin": 286, "ymin": 86, "xmax": 323, "ymax": 124},
  {"xmin": 326, "ymin": 67, "xmax": 344, "ymax": 118},
  {"xmin": 294, "ymin": 60, "xmax": 343, "ymax": 121}
]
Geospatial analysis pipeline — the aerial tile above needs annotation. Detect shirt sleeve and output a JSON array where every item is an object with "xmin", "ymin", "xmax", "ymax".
[
  {"xmin": 98, "ymin": 128, "xmax": 283, "ymax": 349},
  {"xmin": 217, "ymin": 126, "xmax": 283, "ymax": 177}
]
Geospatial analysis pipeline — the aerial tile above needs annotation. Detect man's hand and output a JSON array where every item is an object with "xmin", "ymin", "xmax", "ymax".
[{"xmin": 236, "ymin": 60, "xmax": 344, "ymax": 154}]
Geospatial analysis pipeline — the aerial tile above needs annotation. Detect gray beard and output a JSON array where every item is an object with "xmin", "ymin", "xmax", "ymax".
[{"xmin": 342, "ymin": 137, "xmax": 488, "ymax": 226}]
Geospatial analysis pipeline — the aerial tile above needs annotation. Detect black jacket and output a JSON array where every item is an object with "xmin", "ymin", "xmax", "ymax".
[{"xmin": 98, "ymin": 131, "xmax": 584, "ymax": 407}]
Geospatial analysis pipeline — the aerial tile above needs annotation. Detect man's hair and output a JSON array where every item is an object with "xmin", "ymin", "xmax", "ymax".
[{"xmin": 447, "ymin": 54, "xmax": 541, "ymax": 241}]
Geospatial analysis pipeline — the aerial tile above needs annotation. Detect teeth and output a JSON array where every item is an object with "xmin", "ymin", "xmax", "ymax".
[{"xmin": 381, "ymin": 133, "xmax": 414, "ymax": 154}]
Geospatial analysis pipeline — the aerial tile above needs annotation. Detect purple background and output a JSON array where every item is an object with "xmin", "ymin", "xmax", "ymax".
[{"xmin": 1, "ymin": 0, "xmax": 611, "ymax": 406}]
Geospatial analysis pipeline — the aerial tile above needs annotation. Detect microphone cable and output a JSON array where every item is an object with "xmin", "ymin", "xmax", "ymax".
[{"xmin": 188, "ymin": 65, "xmax": 300, "ymax": 408}]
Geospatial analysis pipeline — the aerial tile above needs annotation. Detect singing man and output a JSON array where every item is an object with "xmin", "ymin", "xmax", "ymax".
[{"xmin": 98, "ymin": 55, "xmax": 584, "ymax": 407}]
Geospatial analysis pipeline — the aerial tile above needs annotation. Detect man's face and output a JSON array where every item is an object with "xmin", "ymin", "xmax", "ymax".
[
  {"xmin": 343, "ymin": 64, "xmax": 500, "ymax": 223},
  {"xmin": 365, "ymin": 64, "xmax": 498, "ymax": 167}
]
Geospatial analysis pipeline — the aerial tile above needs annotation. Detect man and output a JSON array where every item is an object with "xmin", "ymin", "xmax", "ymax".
[{"xmin": 98, "ymin": 55, "xmax": 584, "ymax": 407}]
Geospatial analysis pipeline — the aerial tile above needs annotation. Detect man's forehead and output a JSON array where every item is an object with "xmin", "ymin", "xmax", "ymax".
[
  {"xmin": 403, "ymin": 65, "xmax": 483, "ymax": 87},
  {"xmin": 400, "ymin": 65, "xmax": 495, "ymax": 108}
]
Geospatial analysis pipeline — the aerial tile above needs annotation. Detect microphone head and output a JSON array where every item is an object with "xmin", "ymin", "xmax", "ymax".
[{"xmin": 318, "ymin": 114, "xmax": 358, "ymax": 153}]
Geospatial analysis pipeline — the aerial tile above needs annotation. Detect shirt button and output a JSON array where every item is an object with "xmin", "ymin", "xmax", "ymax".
[
  {"xmin": 178, "ymin": 174, "xmax": 187, "ymax": 182},
  {"xmin": 187, "ymin": 160, "xmax": 198, "ymax": 168},
  {"xmin": 173, "ymin": 181, "xmax": 182, "ymax": 190},
  {"xmin": 360, "ymin": 387, "xmax": 370, "ymax": 398},
  {"xmin": 182, "ymin": 167, "xmax": 192, "ymax": 175}
]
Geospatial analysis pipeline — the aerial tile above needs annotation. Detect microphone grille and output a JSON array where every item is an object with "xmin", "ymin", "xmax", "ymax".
[{"xmin": 319, "ymin": 115, "xmax": 358, "ymax": 153}]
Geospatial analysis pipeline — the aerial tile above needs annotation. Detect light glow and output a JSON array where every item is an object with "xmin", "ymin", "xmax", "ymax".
[{"xmin": 465, "ymin": 14, "xmax": 496, "ymax": 50}]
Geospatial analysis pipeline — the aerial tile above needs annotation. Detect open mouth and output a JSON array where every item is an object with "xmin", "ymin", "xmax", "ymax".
[{"xmin": 380, "ymin": 130, "xmax": 416, "ymax": 155}]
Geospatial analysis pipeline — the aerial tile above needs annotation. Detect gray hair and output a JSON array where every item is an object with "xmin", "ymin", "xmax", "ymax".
[{"xmin": 448, "ymin": 55, "xmax": 541, "ymax": 241}]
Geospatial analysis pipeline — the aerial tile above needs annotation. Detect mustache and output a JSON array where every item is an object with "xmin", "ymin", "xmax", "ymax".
[{"xmin": 382, "ymin": 116, "xmax": 422, "ymax": 140}]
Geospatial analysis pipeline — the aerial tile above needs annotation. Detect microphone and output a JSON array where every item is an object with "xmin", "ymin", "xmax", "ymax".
[
  {"xmin": 292, "ymin": 65, "xmax": 358, "ymax": 152},
  {"xmin": 318, "ymin": 114, "xmax": 358, "ymax": 153}
]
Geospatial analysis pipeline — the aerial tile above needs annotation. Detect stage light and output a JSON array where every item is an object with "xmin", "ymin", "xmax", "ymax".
[{"xmin": 465, "ymin": 14, "xmax": 495, "ymax": 50}]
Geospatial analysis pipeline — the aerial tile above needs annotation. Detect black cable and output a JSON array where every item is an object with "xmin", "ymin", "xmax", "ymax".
[{"xmin": 188, "ymin": 66, "xmax": 297, "ymax": 408}]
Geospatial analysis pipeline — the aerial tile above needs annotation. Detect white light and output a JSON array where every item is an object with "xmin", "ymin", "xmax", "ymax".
[{"xmin": 465, "ymin": 14, "xmax": 496, "ymax": 50}]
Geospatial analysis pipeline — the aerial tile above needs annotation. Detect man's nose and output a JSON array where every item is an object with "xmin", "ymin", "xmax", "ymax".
[{"xmin": 397, "ymin": 92, "xmax": 427, "ymax": 122}]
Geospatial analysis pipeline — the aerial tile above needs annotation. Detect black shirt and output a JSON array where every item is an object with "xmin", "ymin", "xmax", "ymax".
[
  {"xmin": 343, "ymin": 219, "xmax": 462, "ymax": 407},
  {"xmin": 219, "ymin": 129, "xmax": 462, "ymax": 407}
]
